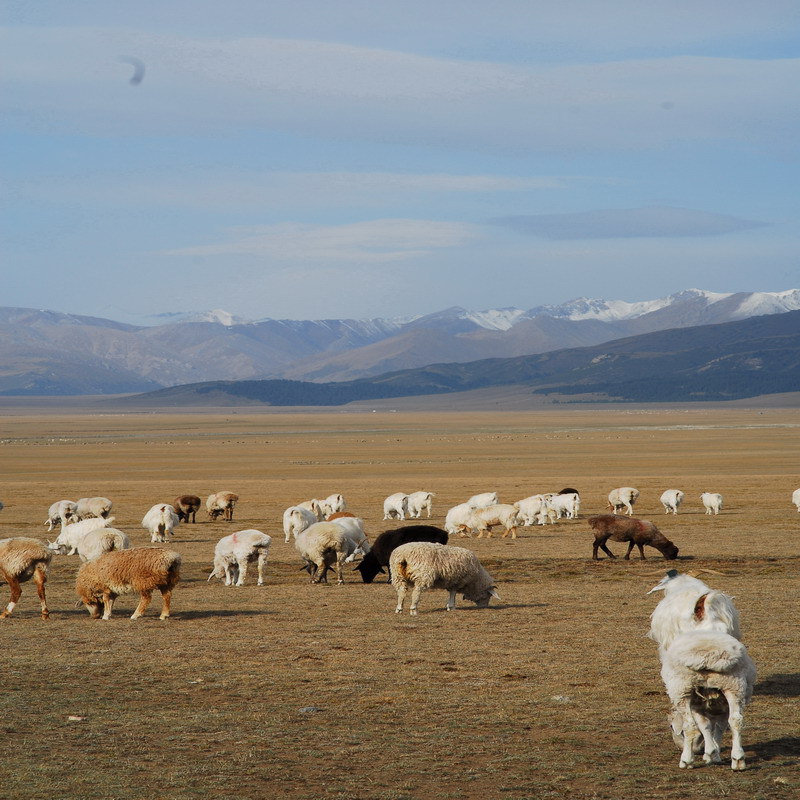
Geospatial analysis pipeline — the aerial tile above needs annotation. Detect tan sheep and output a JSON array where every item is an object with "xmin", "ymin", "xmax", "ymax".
[{"xmin": 0, "ymin": 537, "xmax": 52, "ymax": 620}]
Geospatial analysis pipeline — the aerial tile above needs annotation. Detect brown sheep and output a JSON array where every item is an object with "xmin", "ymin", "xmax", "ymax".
[
  {"xmin": 173, "ymin": 494, "xmax": 202, "ymax": 523},
  {"xmin": 76, "ymin": 547, "xmax": 181, "ymax": 620},
  {"xmin": 589, "ymin": 514, "xmax": 679, "ymax": 561},
  {"xmin": 0, "ymin": 537, "xmax": 51, "ymax": 619},
  {"xmin": 206, "ymin": 491, "xmax": 239, "ymax": 522}
]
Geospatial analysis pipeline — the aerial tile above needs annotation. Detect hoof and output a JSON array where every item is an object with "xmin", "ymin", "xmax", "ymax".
[{"xmin": 731, "ymin": 759, "xmax": 746, "ymax": 771}]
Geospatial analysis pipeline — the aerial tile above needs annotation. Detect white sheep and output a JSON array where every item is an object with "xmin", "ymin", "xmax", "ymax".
[
  {"xmin": 406, "ymin": 491, "xmax": 435, "ymax": 519},
  {"xmin": 443, "ymin": 502, "xmax": 476, "ymax": 536},
  {"xmin": 607, "ymin": 487, "xmax": 640, "ymax": 516},
  {"xmin": 206, "ymin": 491, "xmax": 239, "ymax": 522},
  {"xmin": 389, "ymin": 541, "xmax": 499, "ymax": 615},
  {"xmin": 297, "ymin": 498, "xmax": 324, "ymax": 520},
  {"xmin": 466, "ymin": 492, "xmax": 498, "ymax": 509},
  {"xmin": 793, "ymin": 487, "xmax": 800, "ymax": 512},
  {"xmin": 76, "ymin": 528, "xmax": 130, "ymax": 562},
  {"xmin": 48, "ymin": 516, "xmax": 114, "ymax": 556},
  {"xmin": 546, "ymin": 492, "xmax": 580, "ymax": 520},
  {"xmin": 0, "ymin": 537, "xmax": 52, "ymax": 619},
  {"xmin": 44, "ymin": 500, "xmax": 78, "ymax": 531},
  {"xmin": 700, "ymin": 492, "xmax": 724, "ymax": 515},
  {"xmin": 294, "ymin": 521, "xmax": 364, "ymax": 584},
  {"xmin": 319, "ymin": 494, "xmax": 346, "ymax": 519},
  {"xmin": 282, "ymin": 505, "xmax": 319, "ymax": 543},
  {"xmin": 75, "ymin": 496, "xmax": 113, "ymax": 520},
  {"xmin": 465, "ymin": 503, "xmax": 521, "ymax": 539},
  {"xmin": 209, "ymin": 529, "xmax": 272, "ymax": 586},
  {"xmin": 660, "ymin": 489, "xmax": 685, "ymax": 515},
  {"xmin": 141, "ymin": 503, "xmax": 181, "ymax": 543},
  {"xmin": 383, "ymin": 492, "xmax": 409, "ymax": 520}
]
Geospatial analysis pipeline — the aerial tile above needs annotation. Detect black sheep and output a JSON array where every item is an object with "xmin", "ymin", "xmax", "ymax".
[{"xmin": 354, "ymin": 524, "xmax": 448, "ymax": 583}]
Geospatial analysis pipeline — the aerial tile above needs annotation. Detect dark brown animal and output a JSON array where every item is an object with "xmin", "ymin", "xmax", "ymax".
[
  {"xmin": 589, "ymin": 514, "xmax": 679, "ymax": 561},
  {"xmin": 173, "ymin": 494, "xmax": 202, "ymax": 523}
]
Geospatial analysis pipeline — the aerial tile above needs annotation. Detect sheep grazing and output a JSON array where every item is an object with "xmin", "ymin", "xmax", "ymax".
[
  {"xmin": 466, "ymin": 492, "xmax": 498, "ymax": 509},
  {"xmin": 660, "ymin": 489, "xmax": 685, "ymax": 515},
  {"xmin": 206, "ymin": 491, "xmax": 239, "ymax": 522},
  {"xmin": 173, "ymin": 494, "xmax": 202, "ymax": 523},
  {"xmin": 76, "ymin": 528, "xmax": 130, "ymax": 563},
  {"xmin": 44, "ymin": 499, "xmax": 78, "ymax": 531},
  {"xmin": 0, "ymin": 537, "xmax": 52, "ymax": 619},
  {"xmin": 209, "ymin": 530, "xmax": 272, "ymax": 586},
  {"xmin": 589, "ymin": 514, "xmax": 679, "ymax": 560},
  {"xmin": 390, "ymin": 542, "xmax": 499, "ymax": 616},
  {"xmin": 142, "ymin": 503, "xmax": 181, "ymax": 543},
  {"xmin": 700, "ymin": 492, "xmax": 724, "ymax": 515},
  {"xmin": 406, "ymin": 491, "xmax": 435, "ymax": 519},
  {"xmin": 647, "ymin": 571, "xmax": 754, "ymax": 770},
  {"xmin": 464, "ymin": 503, "xmax": 521, "ymax": 539},
  {"xmin": 48, "ymin": 516, "xmax": 114, "ymax": 556},
  {"xmin": 355, "ymin": 525, "xmax": 449, "ymax": 583},
  {"xmin": 294, "ymin": 521, "xmax": 364, "ymax": 584},
  {"xmin": 383, "ymin": 492, "xmax": 409, "ymax": 520},
  {"xmin": 547, "ymin": 492, "xmax": 580, "ymax": 520},
  {"xmin": 792, "ymin": 488, "xmax": 800, "ymax": 512},
  {"xmin": 283, "ymin": 504, "xmax": 319, "ymax": 543},
  {"xmin": 76, "ymin": 547, "xmax": 181, "ymax": 620},
  {"xmin": 606, "ymin": 486, "xmax": 639, "ymax": 516},
  {"xmin": 75, "ymin": 496, "xmax": 113, "ymax": 520},
  {"xmin": 319, "ymin": 493, "xmax": 346, "ymax": 519},
  {"xmin": 444, "ymin": 502, "xmax": 476, "ymax": 536}
]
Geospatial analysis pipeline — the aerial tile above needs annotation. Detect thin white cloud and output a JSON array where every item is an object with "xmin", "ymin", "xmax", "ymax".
[
  {"xmin": 163, "ymin": 219, "xmax": 477, "ymax": 262},
  {"xmin": 491, "ymin": 207, "xmax": 769, "ymax": 239}
]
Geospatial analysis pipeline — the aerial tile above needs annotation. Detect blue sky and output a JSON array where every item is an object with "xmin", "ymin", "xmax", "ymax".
[{"xmin": 2, "ymin": 1, "xmax": 799, "ymax": 323}]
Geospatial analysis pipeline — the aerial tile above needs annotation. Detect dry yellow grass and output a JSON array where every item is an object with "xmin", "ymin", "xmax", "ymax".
[{"xmin": 1, "ymin": 405, "xmax": 798, "ymax": 799}]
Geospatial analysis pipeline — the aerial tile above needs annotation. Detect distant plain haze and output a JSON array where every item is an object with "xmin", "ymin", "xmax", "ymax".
[{"xmin": 2, "ymin": 1, "xmax": 798, "ymax": 323}]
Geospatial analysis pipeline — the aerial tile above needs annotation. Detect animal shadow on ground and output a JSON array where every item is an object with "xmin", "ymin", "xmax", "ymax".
[
  {"xmin": 176, "ymin": 609, "xmax": 273, "ymax": 620},
  {"xmin": 750, "ymin": 736, "xmax": 800, "ymax": 764},
  {"xmin": 755, "ymin": 673, "xmax": 800, "ymax": 697}
]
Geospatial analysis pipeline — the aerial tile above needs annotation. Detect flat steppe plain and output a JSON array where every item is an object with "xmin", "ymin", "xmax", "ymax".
[{"xmin": 0, "ymin": 405, "xmax": 798, "ymax": 800}]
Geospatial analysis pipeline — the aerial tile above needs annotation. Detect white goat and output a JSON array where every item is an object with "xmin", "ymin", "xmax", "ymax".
[
  {"xmin": 45, "ymin": 500, "xmax": 78, "ymax": 531},
  {"xmin": 607, "ymin": 487, "xmax": 640, "ymax": 516},
  {"xmin": 406, "ymin": 491, "xmax": 435, "ymax": 519},
  {"xmin": 282, "ymin": 505, "xmax": 319, "ymax": 543},
  {"xmin": 660, "ymin": 489, "xmax": 685, "ymax": 515},
  {"xmin": 443, "ymin": 502, "xmax": 476, "ymax": 536},
  {"xmin": 546, "ymin": 492, "xmax": 580, "ymax": 520},
  {"xmin": 141, "ymin": 503, "xmax": 181, "ymax": 543},
  {"xmin": 76, "ymin": 528, "xmax": 130, "ymax": 562},
  {"xmin": 383, "ymin": 492, "xmax": 409, "ymax": 520},
  {"xmin": 514, "ymin": 495, "xmax": 556, "ymax": 526},
  {"xmin": 319, "ymin": 494, "xmax": 346, "ymax": 519},
  {"xmin": 700, "ymin": 492, "xmax": 724, "ymax": 515},
  {"xmin": 48, "ymin": 516, "xmax": 114, "ymax": 556},
  {"xmin": 297, "ymin": 498, "xmax": 324, "ymax": 520},
  {"xmin": 75, "ymin": 496, "xmax": 113, "ymax": 520},
  {"xmin": 294, "ymin": 521, "xmax": 364, "ymax": 584},
  {"xmin": 793, "ymin": 487, "xmax": 800, "ymax": 512},
  {"xmin": 465, "ymin": 504, "xmax": 520, "ymax": 539},
  {"xmin": 210, "ymin": 529, "xmax": 272, "ymax": 586},
  {"xmin": 390, "ymin": 541, "xmax": 499, "ymax": 616},
  {"xmin": 466, "ymin": 492, "xmax": 498, "ymax": 509}
]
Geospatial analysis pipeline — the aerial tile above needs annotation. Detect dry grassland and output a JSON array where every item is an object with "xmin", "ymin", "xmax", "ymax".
[{"xmin": 0, "ymin": 405, "xmax": 798, "ymax": 800}]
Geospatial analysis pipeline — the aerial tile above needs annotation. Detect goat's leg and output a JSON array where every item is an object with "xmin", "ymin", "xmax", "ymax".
[
  {"xmin": 637, "ymin": 543, "xmax": 647, "ymax": 559},
  {"xmin": 335, "ymin": 554, "xmax": 345, "ymax": 585},
  {"xmin": 131, "ymin": 590, "xmax": 153, "ymax": 619},
  {"xmin": 597, "ymin": 540, "xmax": 617, "ymax": 559},
  {"xmin": 159, "ymin": 588, "xmax": 172, "ymax": 620},
  {"xmin": 409, "ymin": 585, "xmax": 423, "ymax": 616},
  {"xmin": 1, "ymin": 573, "xmax": 21, "ymax": 618},
  {"xmin": 624, "ymin": 541, "xmax": 636, "ymax": 560},
  {"xmin": 34, "ymin": 566, "xmax": 49, "ymax": 620},
  {"xmin": 102, "ymin": 591, "xmax": 116, "ymax": 620},
  {"xmin": 257, "ymin": 552, "xmax": 267, "ymax": 586},
  {"xmin": 723, "ymin": 691, "xmax": 747, "ymax": 770},
  {"xmin": 446, "ymin": 589, "xmax": 457, "ymax": 611},
  {"xmin": 394, "ymin": 581, "xmax": 408, "ymax": 614},
  {"xmin": 691, "ymin": 709, "xmax": 721, "ymax": 765},
  {"xmin": 676, "ymin": 699, "xmax": 700, "ymax": 768},
  {"xmin": 236, "ymin": 559, "xmax": 248, "ymax": 587}
]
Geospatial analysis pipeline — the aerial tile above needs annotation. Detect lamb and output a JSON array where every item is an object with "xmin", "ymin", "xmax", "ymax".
[
  {"xmin": 660, "ymin": 489, "xmax": 685, "ymax": 515},
  {"xmin": 206, "ymin": 491, "xmax": 239, "ymax": 522},
  {"xmin": 354, "ymin": 524, "xmax": 449, "ymax": 583},
  {"xmin": 294, "ymin": 521, "xmax": 364, "ymax": 584},
  {"xmin": 75, "ymin": 547, "xmax": 181, "ymax": 620},
  {"xmin": 383, "ymin": 492, "xmax": 409, "ymax": 520},
  {"xmin": 75, "ymin": 496, "xmax": 113, "ymax": 520},
  {"xmin": 546, "ymin": 492, "xmax": 580, "ymax": 520},
  {"xmin": 589, "ymin": 514, "xmax": 679, "ymax": 560},
  {"xmin": 444, "ymin": 502, "xmax": 476, "ymax": 536},
  {"xmin": 173, "ymin": 494, "xmax": 202, "ymax": 523},
  {"xmin": 319, "ymin": 494, "xmax": 346, "ymax": 519},
  {"xmin": 514, "ymin": 495, "xmax": 557, "ymax": 526},
  {"xmin": 464, "ymin": 503, "xmax": 521, "ymax": 539},
  {"xmin": 647, "ymin": 571, "xmax": 754, "ymax": 770},
  {"xmin": 466, "ymin": 492, "xmax": 498, "ymax": 509},
  {"xmin": 389, "ymin": 542, "xmax": 499, "ymax": 615},
  {"xmin": 44, "ymin": 500, "xmax": 78, "ymax": 531},
  {"xmin": 607, "ymin": 487, "xmax": 639, "ymax": 516},
  {"xmin": 793, "ymin": 488, "xmax": 800, "ymax": 512},
  {"xmin": 406, "ymin": 491, "xmax": 435, "ymax": 519},
  {"xmin": 48, "ymin": 516, "xmax": 114, "ymax": 556},
  {"xmin": 700, "ymin": 492, "xmax": 723, "ymax": 515},
  {"xmin": 141, "ymin": 503, "xmax": 181, "ymax": 543},
  {"xmin": 282, "ymin": 504, "xmax": 319, "ymax": 543},
  {"xmin": 76, "ymin": 528, "xmax": 130, "ymax": 563},
  {"xmin": 209, "ymin": 529, "xmax": 272, "ymax": 586},
  {"xmin": 0, "ymin": 537, "xmax": 52, "ymax": 619}
]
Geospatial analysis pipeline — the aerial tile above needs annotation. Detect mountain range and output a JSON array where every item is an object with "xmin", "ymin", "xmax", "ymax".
[{"xmin": 1, "ymin": 288, "xmax": 798, "ymax": 396}]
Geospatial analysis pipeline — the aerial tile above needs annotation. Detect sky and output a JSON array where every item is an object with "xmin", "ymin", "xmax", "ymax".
[{"xmin": 2, "ymin": 1, "xmax": 799, "ymax": 324}]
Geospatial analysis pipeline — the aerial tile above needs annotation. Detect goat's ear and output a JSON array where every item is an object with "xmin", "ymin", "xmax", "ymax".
[{"xmin": 666, "ymin": 568, "xmax": 679, "ymax": 579}]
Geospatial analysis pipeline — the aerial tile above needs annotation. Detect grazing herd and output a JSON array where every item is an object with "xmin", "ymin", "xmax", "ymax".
[{"xmin": 1, "ymin": 481, "xmax": 795, "ymax": 771}]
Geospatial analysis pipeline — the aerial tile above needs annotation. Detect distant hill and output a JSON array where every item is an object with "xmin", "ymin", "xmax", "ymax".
[
  {"xmin": 1, "ymin": 289, "xmax": 798, "ymax": 395},
  {"xmin": 116, "ymin": 309, "xmax": 800, "ymax": 407}
]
